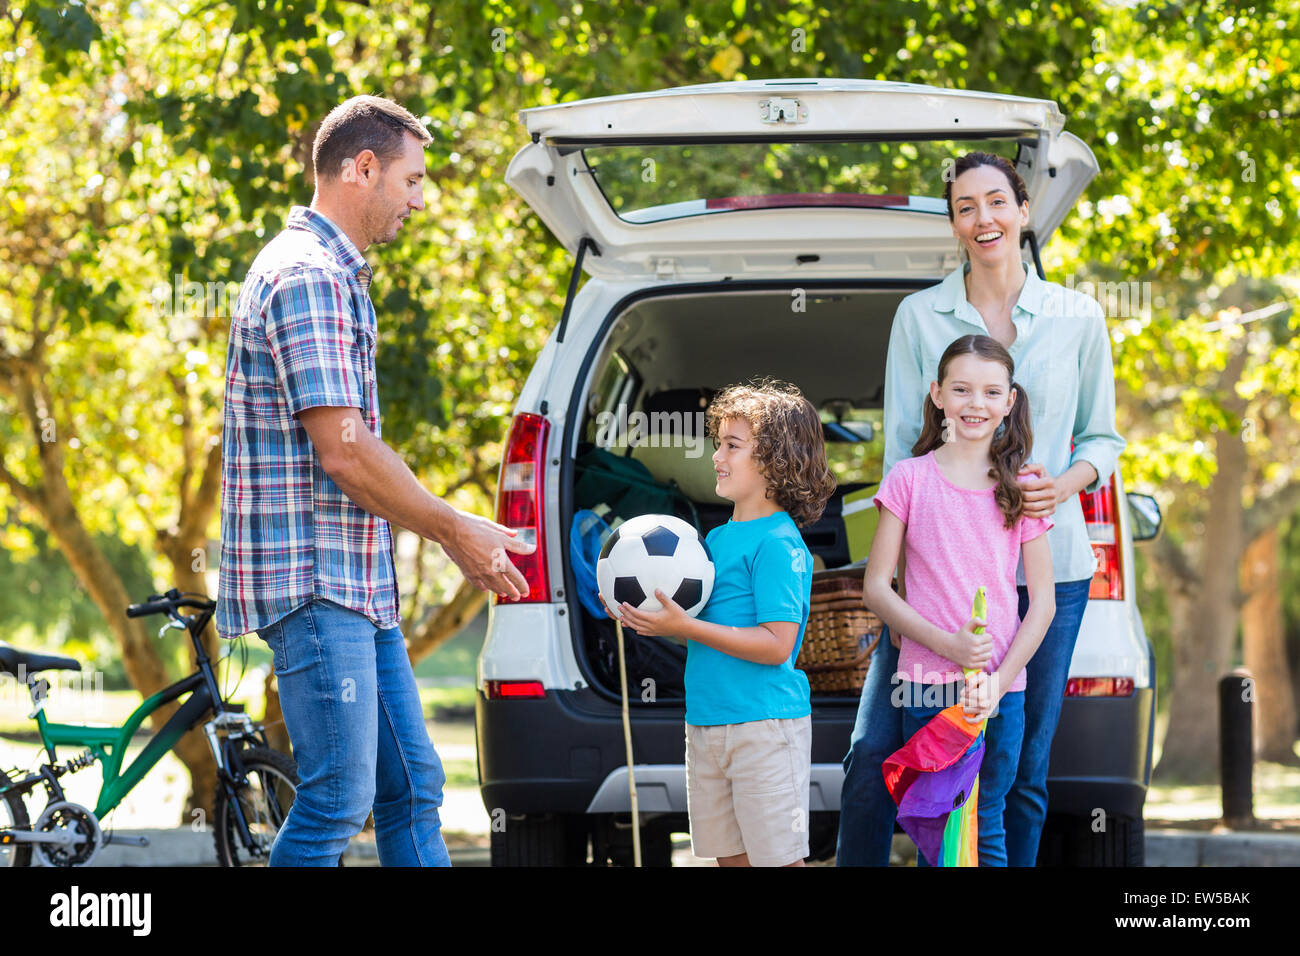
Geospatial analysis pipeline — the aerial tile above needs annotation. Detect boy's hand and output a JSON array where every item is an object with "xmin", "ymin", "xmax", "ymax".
[
  {"xmin": 597, "ymin": 592, "xmax": 615, "ymax": 620},
  {"xmin": 946, "ymin": 616, "xmax": 993, "ymax": 671},
  {"xmin": 959, "ymin": 671, "xmax": 998, "ymax": 724},
  {"xmin": 616, "ymin": 589, "xmax": 691, "ymax": 640}
]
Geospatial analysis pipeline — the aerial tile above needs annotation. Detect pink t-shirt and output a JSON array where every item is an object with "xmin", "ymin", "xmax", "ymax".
[{"xmin": 874, "ymin": 450, "xmax": 1053, "ymax": 693}]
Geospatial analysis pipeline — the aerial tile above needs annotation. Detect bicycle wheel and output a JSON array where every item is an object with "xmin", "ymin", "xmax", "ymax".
[
  {"xmin": 0, "ymin": 773, "xmax": 31, "ymax": 867},
  {"xmin": 213, "ymin": 746, "xmax": 298, "ymax": 867}
]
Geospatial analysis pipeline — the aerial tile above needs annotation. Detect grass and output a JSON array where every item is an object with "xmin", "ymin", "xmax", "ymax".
[
  {"xmin": 1146, "ymin": 759, "xmax": 1300, "ymax": 827},
  {"xmin": 417, "ymin": 683, "xmax": 477, "ymax": 719},
  {"xmin": 441, "ymin": 759, "xmax": 479, "ymax": 788}
]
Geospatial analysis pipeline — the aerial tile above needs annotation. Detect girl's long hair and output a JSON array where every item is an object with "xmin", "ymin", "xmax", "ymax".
[{"xmin": 911, "ymin": 335, "xmax": 1033, "ymax": 529}]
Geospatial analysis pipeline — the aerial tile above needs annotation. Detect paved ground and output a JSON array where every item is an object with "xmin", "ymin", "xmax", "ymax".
[
  {"xmin": 6, "ymin": 699, "xmax": 1299, "ymax": 867},
  {"xmin": 26, "ymin": 821, "xmax": 1298, "ymax": 867}
]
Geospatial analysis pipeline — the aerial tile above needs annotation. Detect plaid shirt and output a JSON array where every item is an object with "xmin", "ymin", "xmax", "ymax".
[{"xmin": 217, "ymin": 206, "xmax": 399, "ymax": 639}]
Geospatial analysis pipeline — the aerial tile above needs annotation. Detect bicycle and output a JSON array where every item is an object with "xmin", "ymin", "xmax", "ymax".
[{"xmin": 0, "ymin": 588, "xmax": 298, "ymax": 866}]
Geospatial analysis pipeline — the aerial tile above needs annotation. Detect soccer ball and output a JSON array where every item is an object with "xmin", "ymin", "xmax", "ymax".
[{"xmin": 597, "ymin": 514, "xmax": 714, "ymax": 622}]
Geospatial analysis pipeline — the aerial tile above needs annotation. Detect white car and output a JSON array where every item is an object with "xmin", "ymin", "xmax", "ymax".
[{"xmin": 475, "ymin": 78, "xmax": 1161, "ymax": 866}]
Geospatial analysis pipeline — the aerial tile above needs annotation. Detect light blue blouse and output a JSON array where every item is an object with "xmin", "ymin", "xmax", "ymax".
[{"xmin": 882, "ymin": 261, "xmax": 1127, "ymax": 586}]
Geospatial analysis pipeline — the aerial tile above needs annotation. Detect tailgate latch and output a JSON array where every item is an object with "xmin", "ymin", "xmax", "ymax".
[
  {"xmin": 759, "ymin": 97, "xmax": 807, "ymax": 125},
  {"xmin": 655, "ymin": 257, "xmax": 676, "ymax": 279}
]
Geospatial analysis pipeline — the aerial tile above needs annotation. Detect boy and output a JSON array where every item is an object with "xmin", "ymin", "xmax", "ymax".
[{"xmin": 611, "ymin": 379, "xmax": 835, "ymax": 866}]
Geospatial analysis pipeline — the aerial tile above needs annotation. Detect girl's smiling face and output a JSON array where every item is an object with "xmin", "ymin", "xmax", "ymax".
[
  {"xmin": 929, "ymin": 353, "xmax": 1017, "ymax": 443},
  {"xmin": 949, "ymin": 163, "xmax": 1029, "ymax": 264},
  {"xmin": 712, "ymin": 416, "xmax": 768, "ymax": 504}
]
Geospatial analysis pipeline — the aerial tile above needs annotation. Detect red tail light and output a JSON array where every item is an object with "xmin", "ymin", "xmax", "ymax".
[
  {"xmin": 1080, "ymin": 479, "xmax": 1122, "ymax": 600},
  {"xmin": 485, "ymin": 680, "xmax": 547, "ymax": 699},
  {"xmin": 1066, "ymin": 677, "xmax": 1135, "ymax": 697},
  {"xmin": 494, "ymin": 412, "xmax": 550, "ymax": 604}
]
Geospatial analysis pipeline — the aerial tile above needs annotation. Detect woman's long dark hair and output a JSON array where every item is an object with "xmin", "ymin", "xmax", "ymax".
[{"xmin": 911, "ymin": 335, "xmax": 1033, "ymax": 529}]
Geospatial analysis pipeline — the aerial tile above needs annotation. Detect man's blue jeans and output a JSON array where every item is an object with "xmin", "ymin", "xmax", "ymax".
[
  {"xmin": 900, "ymin": 681, "xmax": 1025, "ymax": 867},
  {"xmin": 1004, "ymin": 577, "xmax": 1092, "ymax": 867},
  {"xmin": 256, "ymin": 599, "xmax": 451, "ymax": 867}
]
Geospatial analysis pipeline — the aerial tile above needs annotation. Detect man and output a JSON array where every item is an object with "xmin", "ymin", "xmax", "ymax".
[{"xmin": 217, "ymin": 95, "xmax": 532, "ymax": 866}]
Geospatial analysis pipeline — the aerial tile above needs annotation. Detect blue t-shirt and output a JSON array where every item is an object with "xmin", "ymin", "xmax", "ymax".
[{"xmin": 685, "ymin": 510, "xmax": 813, "ymax": 726}]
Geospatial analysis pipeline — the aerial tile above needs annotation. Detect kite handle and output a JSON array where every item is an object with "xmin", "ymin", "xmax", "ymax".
[{"xmin": 961, "ymin": 586, "xmax": 988, "ymax": 680}]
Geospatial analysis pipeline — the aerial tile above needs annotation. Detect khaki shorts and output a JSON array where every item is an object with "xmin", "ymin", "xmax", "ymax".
[{"xmin": 685, "ymin": 715, "xmax": 812, "ymax": 867}]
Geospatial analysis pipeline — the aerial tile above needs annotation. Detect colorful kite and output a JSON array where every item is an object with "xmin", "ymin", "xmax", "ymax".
[{"xmin": 882, "ymin": 587, "xmax": 988, "ymax": 867}]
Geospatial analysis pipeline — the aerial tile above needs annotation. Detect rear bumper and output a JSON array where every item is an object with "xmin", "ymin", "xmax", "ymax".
[
  {"xmin": 1041, "ymin": 686, "xmax": 1155, "ymax": 819},
  {"xmin": 477, "ymin": 684, "xmax": 1155, "ymax": 819},
  {"xmin": 475, "ymin": 687, "xmax": 856, "ymax": 814}
]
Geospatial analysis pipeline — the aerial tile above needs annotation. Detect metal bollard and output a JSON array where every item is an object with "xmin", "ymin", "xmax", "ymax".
[{"xmin": 1218, "ymin": 668, "xmax": 1255, "ymax": 827}]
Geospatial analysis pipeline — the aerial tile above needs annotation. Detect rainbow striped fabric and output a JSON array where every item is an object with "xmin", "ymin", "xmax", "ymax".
[
  {"xmin": 882, "ymin": 703, "xmax": 984, "ymax": 866},
  {"xmin": 882, "ymin": 587, "xmax": 989, "ymax": 867}
]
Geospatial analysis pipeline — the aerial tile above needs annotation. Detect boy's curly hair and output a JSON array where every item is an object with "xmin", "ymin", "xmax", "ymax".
[{"xmin": 705, "ymin": 378, "xmax": 837, "ymax": 528}]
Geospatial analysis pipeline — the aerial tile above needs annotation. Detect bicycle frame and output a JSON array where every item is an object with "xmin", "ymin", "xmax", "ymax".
[{"xmin": 33, "ymin": 671, "xmax": 216, "ymax": 820}]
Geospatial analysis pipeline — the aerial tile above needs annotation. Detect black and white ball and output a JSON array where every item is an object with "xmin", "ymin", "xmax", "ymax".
[{"xmin": 597, "ymin": 514, "xmax": 714, "ymax": 622}]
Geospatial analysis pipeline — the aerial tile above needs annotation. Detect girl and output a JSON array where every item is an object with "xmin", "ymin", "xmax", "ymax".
[
  {"xmin": 606, "ymin": 379, "xmax": 835, "ymax": 867},
  {"xmin": 838, "ymin": 150, "xmax": 1124, "ymax": 868},
  {"xmin": 862, "ymin": 334, "xmax": 1056, "ymax": 867}
]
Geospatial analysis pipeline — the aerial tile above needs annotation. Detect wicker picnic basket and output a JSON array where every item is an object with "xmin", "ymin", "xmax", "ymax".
[{"xmin": 796, "ymin": 568, "xmax": 882, "ymax": 694}]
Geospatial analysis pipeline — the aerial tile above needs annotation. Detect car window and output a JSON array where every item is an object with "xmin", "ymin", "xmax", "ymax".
[
  {"xmin": 584, "ymin": 137, "xmax": 1023, "ymax": 225},
  {"xmin": 583, "ymin": 351, "xmax": 641, "ymax": 449},
  {"xmin": 821, "ymin": 405, "xmax": 884, "ymax": 488}
]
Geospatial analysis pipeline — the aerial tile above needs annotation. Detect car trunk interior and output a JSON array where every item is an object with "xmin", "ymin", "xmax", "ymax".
[{"xmin": 566, "ymin": 282, "xmax": 926, "ymax": 703}]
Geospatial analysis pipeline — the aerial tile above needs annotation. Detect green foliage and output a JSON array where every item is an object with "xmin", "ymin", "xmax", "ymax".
[{"xmin": 0, "ymin": 525, "xmax": 152, "ymax": 689}]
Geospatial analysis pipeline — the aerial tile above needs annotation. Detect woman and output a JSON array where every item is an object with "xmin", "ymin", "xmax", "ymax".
[{"xmin": 836, "ymin": 152, "xmax": 1126, "ymax": 866}]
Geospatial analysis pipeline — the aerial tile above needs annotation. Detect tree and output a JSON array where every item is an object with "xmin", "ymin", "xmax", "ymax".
[
  {"xmin": 7, "ymin": 0, "xmax": 1298, "ymax": 800},
  {"xmin": 0, "ymin": 2, "xmax": 233, "ymax": 804},
  {"xmin": 1046, "ymin": 3, "xmax": 1300, "ymax": 781},
  {"xmin": 1, "ymin": 0, "xmax": 568, "ymax": 807},
  {"xmin": 1242, "ymin": 526, "xmax": 1298, "ymax": 763}
]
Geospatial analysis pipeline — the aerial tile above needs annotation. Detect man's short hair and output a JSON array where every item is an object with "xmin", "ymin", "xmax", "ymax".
[{"xmin": 312, "ymin": 95, "xmax": 432, "ymax": 181}]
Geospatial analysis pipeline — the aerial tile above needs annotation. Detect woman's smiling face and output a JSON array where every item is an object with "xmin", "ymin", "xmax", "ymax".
[{"xmin": 949, "ymin": 163, "xmax": 1029, "ymax": 264}]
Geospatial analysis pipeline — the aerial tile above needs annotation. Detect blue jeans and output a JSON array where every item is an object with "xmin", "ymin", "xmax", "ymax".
[
  {"xmin": 836, "ymin": 627, "xmax": 902, "ymax": 866},
  {"xmin": 837, "ymin": 577, "xmax": 1093, "ymax": 866},
  {"xmin": 1004, "ymin": 577, "xmax": 1092, "ymax": 866},
  {"xmin": 256, "ymin": 599, "xmax": 450, "ymax": 867},
  {"xmin": 900, "ymin": 681, "xmax": 1025, "ymax": 867}
]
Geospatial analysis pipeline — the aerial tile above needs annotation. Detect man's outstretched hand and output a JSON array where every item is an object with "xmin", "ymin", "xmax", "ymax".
[{"xmin": 444, "ymin": 510, "xmax": 535, "ymax": 600}]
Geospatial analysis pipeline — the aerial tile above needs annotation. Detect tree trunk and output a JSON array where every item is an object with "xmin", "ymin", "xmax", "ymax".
[
  {"xmin": 156, "ymin": 543, "xmax": 222, "ymax": 818},
  {"xmin": 40, "ymin": 483, "xmax": 224, "ymax": 819},
  {"xmin": 153, "ymin": 436, "xmax": 225, "ymax": 817},
  {"xmin": 406, "ymin": 579, "xmax": 488, "ymax": 665},
  {"xmin": 1155, "ymin": 420, "xmax": 1248, "ymax": 782},
  {"xmin": 1241, "ymin": 527, "xmax": 1299, "ymax": 764}
]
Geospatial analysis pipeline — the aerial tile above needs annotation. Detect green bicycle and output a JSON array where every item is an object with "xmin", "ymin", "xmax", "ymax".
[{"xmin": 0, "ymin": 589, "xmax": 298, "ymax": 866}]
